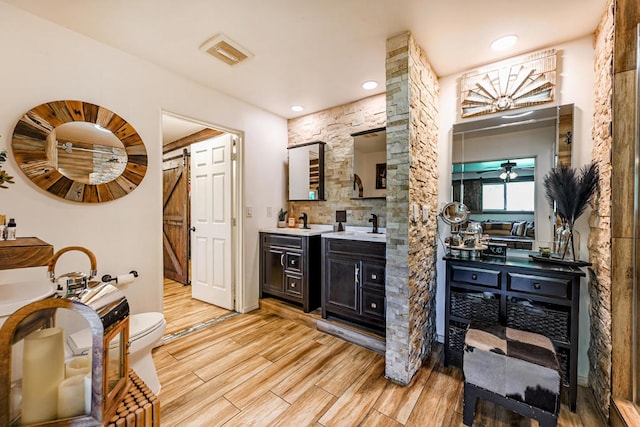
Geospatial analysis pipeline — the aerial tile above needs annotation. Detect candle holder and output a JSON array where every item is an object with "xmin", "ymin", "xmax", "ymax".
[{"xmin": 0, "ymin": 283, "xmax": 130, "ymax": 426}]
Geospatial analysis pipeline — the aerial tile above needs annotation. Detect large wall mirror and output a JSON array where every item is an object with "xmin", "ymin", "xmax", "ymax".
[
  {"xmin": 452, "ymin": 104, "xmax": 573, "ymax": 246},
  {"xmin": 12, "ymin": 100, "xmax": 147, "ymax": 203},
  {"xmin": 352, "ymin": 127, "xmax": 386, "ymax": 199},
  {"xmin": 288, "ymin": 141, "xmax": 325, "ymax": 201}
]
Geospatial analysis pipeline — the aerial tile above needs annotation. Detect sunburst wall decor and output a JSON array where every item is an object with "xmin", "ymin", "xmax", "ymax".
[{"xmin": 460, "ymin": 49, "xmax": 556, "ymax": 118}]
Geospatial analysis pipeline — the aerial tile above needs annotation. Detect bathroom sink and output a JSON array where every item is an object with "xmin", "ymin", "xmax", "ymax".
[
  {"xmin": 260, "ymin": 226, "xmax": 333, "ymax": 237},
  {"xmin": 322, "ymin": 231, "xmax": 387, "ymax": 242},
  {"xmin": 0, "ymin": 281, "xmax": 55, "ymax": 326}
]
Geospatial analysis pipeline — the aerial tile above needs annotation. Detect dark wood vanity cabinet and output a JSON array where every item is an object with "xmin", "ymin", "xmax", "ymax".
[
  {"xmin": 322, "ymin": 238, "xmax": 386, "ymax": 333},
  {"xmin": 259, "ymin": 232, "xmax": 321, "ymax": 312},
  {"xmin": 444, "ymin": 256, "xmax": 585, "ymax": 411}
]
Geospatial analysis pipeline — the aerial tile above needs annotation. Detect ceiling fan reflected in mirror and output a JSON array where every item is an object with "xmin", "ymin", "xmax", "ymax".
[{"xmin": 499, "ymin": 161, "xmax": 518, "ymax": 181}]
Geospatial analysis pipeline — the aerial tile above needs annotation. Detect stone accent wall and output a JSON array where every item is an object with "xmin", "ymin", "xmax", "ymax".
[
  {"xmin": 385, "ymin": 31, "xmax": 439, "ymax": 384},
  {"xmin": 287, "ymin": 94, "xmax": 386, "ymax": 226},
  {"xmin": 588, "ymin": 0, "xmax": 614, "ymax": 417}
]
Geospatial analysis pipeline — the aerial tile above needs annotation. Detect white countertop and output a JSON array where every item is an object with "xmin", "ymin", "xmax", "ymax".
[
  {"xmin": 322, "ymin": 229, "xmax": 386, "ymax": 243},
  {"xmin": 259, "ymin": 224, "xmax": 333, "ymax": 237}
]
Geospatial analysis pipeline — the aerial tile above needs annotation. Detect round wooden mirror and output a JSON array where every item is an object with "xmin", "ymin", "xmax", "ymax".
[{"xmin": 11, "ymin": 100, "xmax": 147, "ymax": 203}]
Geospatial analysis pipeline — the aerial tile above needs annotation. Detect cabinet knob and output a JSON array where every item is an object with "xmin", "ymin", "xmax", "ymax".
[
  {"xmin": 290, "ymin": 283, "xmax": 296, "ymax": 288},
  {"xmin": 471, "ymin": 274, "xmax": 478, "ymax": 280},
  {"xmin": 533, "ymin": 283, "xmax": 541, "ymax": 290},
  {"xmin": 372, "ymin": 274, "xmax": 377, "ymax": 280},
  {"xmin": 371, "ymin": 302, "xmax": 377, "ymax": 309}
]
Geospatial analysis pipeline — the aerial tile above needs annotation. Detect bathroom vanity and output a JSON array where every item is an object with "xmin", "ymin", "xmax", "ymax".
[
  {"xmin": 443, "ymin": 255, "xmax": 585, "ymax": 410},
  {"xmin": 321, "ymin": 232, "xmax": 386, "ymax": 334},
  {"xmin": 259, "ymin": 229, "xmax": 325, "ymax": 312},
  {"xmin": 0, "ymin": 237, "xmax": 53, "ymax": 270}
]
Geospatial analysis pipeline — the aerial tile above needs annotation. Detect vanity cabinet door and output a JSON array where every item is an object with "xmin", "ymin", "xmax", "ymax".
[
  {"xmin": 262, "ymin": 246, "xmax": 285, "ymax": 294},
  {"xmin": 325, "ymin": 256, "xmax": 359, "ymax": 315}
]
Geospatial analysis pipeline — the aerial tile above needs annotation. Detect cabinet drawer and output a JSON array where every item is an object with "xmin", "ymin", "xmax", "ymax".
[
  {"xmin": 450, "ymin": 265, "xmax": 500, "ymax": 288},
  {"xmin": 362, "ymin": 263, "xmax": 385, "ymax": 289},
  {"xmin": 285, "ymin": 252, "xmax": 303, "ymax": 273},
  {"xmin": 285, "ymin": 275, "xmax": 302, "ymax": 296},
  {"xmin": 263, "ymin": 233, "xmax": 303, "ymax": 249},
  {"xmin": 508, "ymin": 273, "xmax": 570, "ymax": 299},
  {"xmin": 362, "ymin": 290, "xmax": 385, "ymax": 319}
]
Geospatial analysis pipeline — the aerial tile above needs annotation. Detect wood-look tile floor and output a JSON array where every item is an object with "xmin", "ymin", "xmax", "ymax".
[
  {"xmin": 162, "ymin": 277, "xmax": 233, "ymax": 335},
  {"xmin": 152, "ymin": 307, "xmax": 606, "ymax": 427}
]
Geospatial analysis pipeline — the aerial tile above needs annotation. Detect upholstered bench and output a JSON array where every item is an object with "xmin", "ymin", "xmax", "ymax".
[{"xmin": 463, "ymin": 322, "xmax": 561, "ymax": 427}]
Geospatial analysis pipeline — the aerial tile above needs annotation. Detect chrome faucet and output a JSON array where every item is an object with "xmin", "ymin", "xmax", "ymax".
[
  {"xmin": 368, "ymin": 213, "xmax": 378, "ymax": 234},
  {"xmin": 299, "ymin": 212, "xmax": 310, "ymax": 229}
]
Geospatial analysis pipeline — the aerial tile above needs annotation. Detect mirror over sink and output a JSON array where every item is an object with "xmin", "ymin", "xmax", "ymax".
[
  {"xmin": 352, "ymin": 127, "xmax": 386, "ymax": 199},
  {"xmin": 11, "ymin": 100, "xmax": 147, "ymax": 203},
  {"xmin": 288, "ymin": 141, "xmax": 325, "ymax": 201},
  {"xmin": 451, "ymin": 104, "xmax": 573, "ymax": 250}
]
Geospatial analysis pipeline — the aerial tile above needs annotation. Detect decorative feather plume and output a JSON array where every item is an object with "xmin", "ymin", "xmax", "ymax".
[{"xmin": 543, "ymin": 162, "xmax": 599, "ymax": 225}]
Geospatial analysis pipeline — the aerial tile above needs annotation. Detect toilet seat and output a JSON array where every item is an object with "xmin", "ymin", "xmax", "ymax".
[{"xmin": 67, "ymin": 312, "xmax": 165, "ymax": 355}]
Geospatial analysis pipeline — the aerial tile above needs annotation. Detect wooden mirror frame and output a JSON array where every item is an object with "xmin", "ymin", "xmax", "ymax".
[{"xmin": 12, "ymin": 100, "xmax": 147, "ymax": 203}]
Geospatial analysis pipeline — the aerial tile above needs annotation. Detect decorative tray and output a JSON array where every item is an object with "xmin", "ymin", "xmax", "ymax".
[
  {"xmin": 448, "ymin": 244, "xmax": 488, "ymax": 251},
  {"xmin": 528, "ymin": 254, "xmax": 592, "ymax": 267}
]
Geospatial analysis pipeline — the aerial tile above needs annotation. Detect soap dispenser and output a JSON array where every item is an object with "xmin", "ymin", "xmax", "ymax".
[{"xmin": 6, "ymin": 218, "xmax": 16, "ymax": 240}]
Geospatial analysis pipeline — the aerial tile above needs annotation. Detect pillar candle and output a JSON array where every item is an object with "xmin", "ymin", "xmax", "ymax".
[
  {"xmin": 65, "ymin": 355, "xmax": 91, "ymax": 378},
  {"xmin": 57, "ymin": 374, "xmax": 91, "ymax": 419},
  {"xmin": 22, "ymin": 327, "xmax": 65, "ymax": 424}
]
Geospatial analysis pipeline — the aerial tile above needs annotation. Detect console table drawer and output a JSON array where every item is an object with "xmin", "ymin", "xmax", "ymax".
[
  {"xmin": 508, "ymin": 273, "xmax": 570, "ymax": 299},
  {"xmin": 450, "ymin": 265, "xmax": 500, "ymax": 288}
]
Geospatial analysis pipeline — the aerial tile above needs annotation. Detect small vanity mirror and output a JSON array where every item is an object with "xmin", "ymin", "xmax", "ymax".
[
  {"xmin": 12, "ymin": 100, "xmax": 147, "ymax": 203},
  {"xmin": 352, "ymin": 127, "xmax": 386, "ymax": 199},
  {"xmin": 288, "ymin": 141, "xmax": 325, "ymax": 201}
]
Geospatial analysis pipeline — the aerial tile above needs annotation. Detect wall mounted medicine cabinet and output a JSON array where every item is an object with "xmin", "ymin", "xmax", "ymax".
[{"xmin": 288, "ymin": 141, "xmax": 325, "ymax": 201}]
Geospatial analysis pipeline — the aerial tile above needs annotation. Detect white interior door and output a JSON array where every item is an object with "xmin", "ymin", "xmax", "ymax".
[{"xmin": 190, "ymin": 134, "xmax": 234, "ymax": 309}]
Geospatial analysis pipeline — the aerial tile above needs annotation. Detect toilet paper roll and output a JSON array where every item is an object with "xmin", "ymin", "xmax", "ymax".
[
  {"xmin": 65, "ymin": 355, "xmax": 91, "ymax": 378},
  {"xmin": 116, "ymin": 273, "xmax": 136, "ymax": 285},
  {"xmin": 57, "ymin": 374, "xmax": 91, "ymax": 419}
]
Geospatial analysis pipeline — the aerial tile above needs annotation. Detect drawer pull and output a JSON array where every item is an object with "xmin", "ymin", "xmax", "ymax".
[
  {"xmin": 291, "ymin": 260, "xmax": 295, "ymax": 265},
  {"xmin": 471, "ymin": 274, "xmax": 478, "ymax": 280},
  {"xmin": 533, "ymin": 283, "xmax": 541, "ymax": 290},
  {"xmin": 372, "ymin": 274, "xmax": 377, "ymax": 280},
  {"xmin": 371, "ymin": 302, "xmax": 377, "ymax": 309},
  {"xmin": 290, "ymin": 283, "xmax": 296, "ymax": 288}
]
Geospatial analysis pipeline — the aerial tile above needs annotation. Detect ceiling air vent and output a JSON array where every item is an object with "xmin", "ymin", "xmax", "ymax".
[{"xmin": 200, "ymin": 33, "xmax": 253, "ymax": 66}]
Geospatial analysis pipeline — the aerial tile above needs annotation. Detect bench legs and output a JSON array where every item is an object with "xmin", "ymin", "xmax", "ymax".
[{"xmin": 463, "ymin": 383, "xmax": 558, "ymax": 427}]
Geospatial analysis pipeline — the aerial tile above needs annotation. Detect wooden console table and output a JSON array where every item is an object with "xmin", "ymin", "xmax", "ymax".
[
  {"xmin": 443, "ymin": 255, "xmax": 585, "ymax": 411},
  {"xmin": 0, "ymin": 237, "xmax": 53, "ymax": 270}
]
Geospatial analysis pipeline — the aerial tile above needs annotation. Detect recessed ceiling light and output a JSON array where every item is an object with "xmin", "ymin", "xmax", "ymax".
[
  {"xmin": 490, "ymin": 35, "xmax": 518, "ymax": 51},
  {"xmin": 291, "ymin": 105, "xmax": 304, "ymax": 112},
  {"xmin": 362, "ymin": 80, "xmax": 378, "ymax": 90}
]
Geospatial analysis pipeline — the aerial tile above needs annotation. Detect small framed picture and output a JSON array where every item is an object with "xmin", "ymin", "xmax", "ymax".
[{"xmin": 376, "ymin": 163, "xmax": 386, "ymax": 189}]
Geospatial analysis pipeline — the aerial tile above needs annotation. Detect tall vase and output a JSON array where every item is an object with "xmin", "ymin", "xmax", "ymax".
[{"xmin": 557, "ymin": 223, "xmax": 580, "ymax": 261}]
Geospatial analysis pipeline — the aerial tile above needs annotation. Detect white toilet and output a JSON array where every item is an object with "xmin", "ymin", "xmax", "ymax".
[{"xmin": 66, "ymin": 312, "xmax": 166, "ymax": 394}]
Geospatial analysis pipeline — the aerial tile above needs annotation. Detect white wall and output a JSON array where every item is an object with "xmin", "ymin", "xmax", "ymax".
[
  {"xmin": 436, "ymin": 36, "xmax": 595, "ymax": 383},
  {"xmin": 0, "ymin": 3, "xmax": 287, "ymax": 314}
]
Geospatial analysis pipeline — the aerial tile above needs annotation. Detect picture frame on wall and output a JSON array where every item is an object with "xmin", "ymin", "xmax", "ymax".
[{"xmin": 376, "ymin": 163, "xmax": 386, "ymax": 189}]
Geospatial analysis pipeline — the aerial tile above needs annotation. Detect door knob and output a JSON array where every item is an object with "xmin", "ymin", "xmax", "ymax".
[{"xmin": 190, "ymin": 226, "xmax": 196, "ymax": 232}]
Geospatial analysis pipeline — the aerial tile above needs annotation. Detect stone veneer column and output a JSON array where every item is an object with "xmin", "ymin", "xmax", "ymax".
[
  {"xmin": 385, "ymin": 32, "xmax": 439, "ymax": 384},
  {"xmin": 588, "ymin": 0, "xmax": 614, "ymax": 417}
]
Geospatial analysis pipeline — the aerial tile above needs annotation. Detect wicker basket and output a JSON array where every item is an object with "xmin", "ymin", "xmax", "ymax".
[
  {"xmin": 556, "ymin": 348, "xmax": 570, "ymax": 387},
  {"xmin": 451, "ymin": 291, "xmax": 499, "ymax": 323},
  {"xmin": 449, "ymin": 323, "xmax": 466, "ymax": 352},
  {"xmin": 506, "ymin": 300, "xmax": 569, "ymax": 343}
]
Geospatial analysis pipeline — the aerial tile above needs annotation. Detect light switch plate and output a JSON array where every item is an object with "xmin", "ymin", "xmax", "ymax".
[
  {"xmin": 411, "ymin": 204, "xmax": 419, "ymax": 222},
  {"xmin": 246, "ymin": 206, "xmax": 253, "ymax": 217},
  {"xmin": 422, "ymin": 205, "xmax": 429, "ymax": 223}
]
